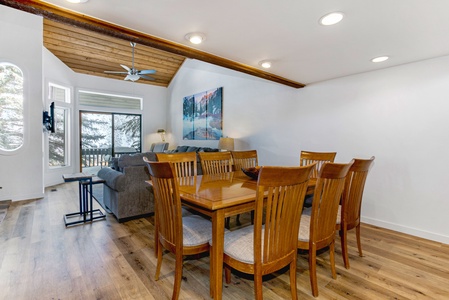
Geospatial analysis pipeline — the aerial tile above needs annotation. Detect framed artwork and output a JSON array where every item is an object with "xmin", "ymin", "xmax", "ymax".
[{"xmin": 183, "ymin": 87, "xmax": 223, "ymax": 140}]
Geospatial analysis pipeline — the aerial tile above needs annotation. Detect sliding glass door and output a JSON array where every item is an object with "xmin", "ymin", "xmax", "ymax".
[{"xmin": 80, "ymin": 111, "xmax": 141, "ymax": 174}]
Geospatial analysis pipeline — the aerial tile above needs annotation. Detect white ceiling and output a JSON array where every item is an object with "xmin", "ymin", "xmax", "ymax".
[{"xmin": 42, "ymin": 0, "xmax": 449, "ymax": 85}]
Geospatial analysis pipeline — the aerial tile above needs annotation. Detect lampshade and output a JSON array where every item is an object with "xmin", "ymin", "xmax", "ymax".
[
  {"xmin": 218, "ymin": 137, "xmax": 234, "ymax": 151},
  {"xmin": 157, "ymin": 129, "xmax": 166, "ymax": 134}
]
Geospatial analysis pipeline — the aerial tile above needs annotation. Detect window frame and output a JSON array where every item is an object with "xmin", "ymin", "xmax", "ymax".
[
  {"xmin": 0, "ymin": 61, "xmax": 27, "ymax": 156},
  {"xmin": 46, "ymin": 81, "xmax": 72, "ymax": 169}
]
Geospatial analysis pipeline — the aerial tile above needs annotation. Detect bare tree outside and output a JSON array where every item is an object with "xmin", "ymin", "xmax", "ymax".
[{"xmin": 0, "ymin": 63, "xmax": 24, "ymax": 151}]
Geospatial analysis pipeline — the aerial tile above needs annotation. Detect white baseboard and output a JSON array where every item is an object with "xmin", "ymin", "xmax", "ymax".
[{"xmin": 362, "ymin": 216, "xmax": 449, "ymax": 245}]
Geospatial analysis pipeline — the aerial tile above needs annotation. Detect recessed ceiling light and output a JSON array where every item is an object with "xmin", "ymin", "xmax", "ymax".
[
  {"xmin": 371, "ymin": 56, "xmax": 389, "ymax": 63},
  {"xmin": 319, "ymin": 12, "xmax": 344, "ymax": 26},
  {"xmin": 185, "ymin": 33, "xmax": 206, "ymax": 45},
  {"xmin": 259, "ymin": 60, "xmax": 272, "ymax": 69},
  {"xmin": 66, "ymin": 0, "xmax": 88, "ymax": 3}
]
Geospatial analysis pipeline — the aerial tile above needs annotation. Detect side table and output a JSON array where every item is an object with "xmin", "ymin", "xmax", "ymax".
[{"xmin": 63, "ymin": 173, "xmax": 106, "ymax": 226}]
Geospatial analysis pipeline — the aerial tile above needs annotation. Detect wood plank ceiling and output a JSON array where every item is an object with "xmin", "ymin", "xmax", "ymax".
[
  {"xmin": 43, "ymin": 19, "xmax": 185, "ymax": 87},
  {"xmin": 1, "ymin": 0, "xmax": 305, "ymax": 88}
]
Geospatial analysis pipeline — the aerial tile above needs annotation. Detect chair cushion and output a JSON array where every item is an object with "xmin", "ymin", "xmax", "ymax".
[
  {"xmin": 182, "ymin": 215, "xmax": 213, "ymax": 246},
  {"xmin": 222, "ymin": 225, "xmax": 265, "ymax": 264},
  {"xmin": 181, "ymin": 207, "xmax": 193, "ymax": 217},
  {"xmin": 298, "ymin": 214, "xmax": 311, "ymax": 242},
  {"xmin": 224, "ymin": 225, "xmax": 254, "ymax": 264}
]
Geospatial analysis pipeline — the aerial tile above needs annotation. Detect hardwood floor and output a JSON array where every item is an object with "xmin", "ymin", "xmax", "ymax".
[{"xmin": 1, "ymin": 182, "xmax": 448, "ymax": 299}]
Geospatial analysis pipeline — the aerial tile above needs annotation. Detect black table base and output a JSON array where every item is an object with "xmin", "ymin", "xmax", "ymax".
[{"xmin": 63, "ymin": 174, "xmax": 106, "ymax": 226}]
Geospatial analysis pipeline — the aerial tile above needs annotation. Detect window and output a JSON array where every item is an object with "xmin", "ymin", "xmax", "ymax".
[
  {"xmin": 0, "ymin": 62, "xmax": 24, "ymax": 152},
  {"xmin": 48, "ymin": 83, "xmax": 70, "ymax": 168},
  {"xmin": 79, "ymin": 90, "xmax": 142, "ymax": 110},
  {"xmin": 78, "ymin": 90, "xmax": 142, "ymax": 174},
  {"xmin": 80, "ymin": 112, "xmax": 142, "ymax": 173}
]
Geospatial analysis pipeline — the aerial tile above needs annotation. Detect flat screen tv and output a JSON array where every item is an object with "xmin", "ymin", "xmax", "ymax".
[{"xmin": 43, "ymin": 102, "xmax": 55, "ymax": 133}]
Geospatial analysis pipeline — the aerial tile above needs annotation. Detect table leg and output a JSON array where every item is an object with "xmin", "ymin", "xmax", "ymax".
[
  {"xmin": 211, "ymin": 209, "xmax": 225, "ymax": 300},
  {"xmin": 89, "ymin": 178, "xmax": 93, "ymax": 221},
  {"xmin": 78, "ymin": 181, "xmax": 83, "ymax": 215},
  {"xmin": 83, "ymin": 180, "xmax": 88, "ymax": 222}
]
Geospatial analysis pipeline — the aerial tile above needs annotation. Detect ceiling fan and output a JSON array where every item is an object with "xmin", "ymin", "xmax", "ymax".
[{"xmin": 104, "ymin": 42, "xmax": 156, "ymax": 82}]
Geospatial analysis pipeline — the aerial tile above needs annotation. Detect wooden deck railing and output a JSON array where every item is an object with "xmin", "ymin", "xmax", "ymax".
[
  {"xmin": 81, "ymin": 148, "xmax": 111, "ymax": 167},
  {"xmin": 81, "ymin": 147, "xmax": 139, "ymax": 167}
]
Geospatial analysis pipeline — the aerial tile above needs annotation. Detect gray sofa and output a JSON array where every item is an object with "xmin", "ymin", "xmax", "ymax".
[
  {"xmin": 97, "ymin": 146, "xmax": 219, "ymax": 222},
  {"xmin": 166, "ymin": 145, "xmax": 219, "ymax": 175},
  {"xmin": 97, "ymin": 152, "xmax": 158, "ymax": 222}
]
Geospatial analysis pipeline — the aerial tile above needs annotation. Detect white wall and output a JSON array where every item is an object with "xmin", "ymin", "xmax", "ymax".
[
  {"xmin": 0, "ymin": 6, "xmax": 44, "ymax": 201},
  {"xmin": 1, "ymin": 6, "xmax": 169, "ymax": 192},
  {"xmin": 168, "ymin": 57, "xmax": 449, "ymax": 244},
  {"xmin": 43, "ymin": 49, "xmax": 168, "ymax": 187}
]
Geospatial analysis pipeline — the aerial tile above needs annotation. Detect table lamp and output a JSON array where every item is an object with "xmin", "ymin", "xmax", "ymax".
[
  {"xmin": 218, "ymin": 137, "xmax": 234, "ymax": 151},
  {"xmin": 157, "ymin": 129, "xmax": 166, "ymax": 142}
]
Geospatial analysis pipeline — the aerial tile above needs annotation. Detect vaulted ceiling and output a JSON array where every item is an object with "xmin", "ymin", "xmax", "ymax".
[
  {"xmin": 3, "ymin": 0, "xmax": 449, "ymax": 89},
  {"xmin": 1, "ymin": 0, "xmax": 304, "ymax": 88},
  {"xmin": 43, "ymin": 19, "xmax": 186, "ymax": 87}
]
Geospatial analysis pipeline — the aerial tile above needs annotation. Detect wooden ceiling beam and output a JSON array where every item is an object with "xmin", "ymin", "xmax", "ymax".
[{"xmin": 1, "ymin": 0, "xmax": 305, "ymax": 88}]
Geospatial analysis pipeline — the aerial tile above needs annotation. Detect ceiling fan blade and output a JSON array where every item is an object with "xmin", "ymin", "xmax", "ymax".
[
  {"xmin": 104, "ymin": 71, "xmax": 128, "ymax": 74},
  {"xmin": 121, "ymin": 64, "xmax": 131, "ymax": 72},
  {"xmin": 138, "ymin": 69, "xmax": 156, "ymax": 75},
  {"xmin": 139, "ymin": 74, "xmax": 155, "ymax": 80}
]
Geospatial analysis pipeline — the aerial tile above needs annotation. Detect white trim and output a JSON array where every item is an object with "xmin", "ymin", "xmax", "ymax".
[
  {"xmin": 362, "ymin": 216, "xmax": 449, "ymax": 244},
  {"xmin": 0, "ymin": 61, "xmax": 27, "ymax": 156}
]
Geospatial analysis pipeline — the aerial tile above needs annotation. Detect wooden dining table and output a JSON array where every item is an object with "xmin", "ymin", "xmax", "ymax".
[{"xmin": 177, "ymin": 170, "xmax": 316, "ymax": 299}]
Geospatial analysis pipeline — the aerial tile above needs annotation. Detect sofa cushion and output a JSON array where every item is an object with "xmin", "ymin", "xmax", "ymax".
[
  {"xmin": 176, "ymin": 145, "xmax": 190, "ymax": 152},
  {"xmin": 200, "ymin": 147, "xmax": 219, "ymax": 152},
  {"xmin": 110, "ymin": 157, "xmax": 120, "ymax": 171},
  {"xmin": 118, "ymin": 152, "xmax": 157, "ymax": 169},
  {"xmin": 186, "ymin": 146, "xmax": 199, "ymax": 152}
]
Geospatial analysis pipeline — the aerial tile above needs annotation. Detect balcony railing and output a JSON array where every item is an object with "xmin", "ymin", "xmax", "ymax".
[{"xmin": 81, "ymin": 147, "xmax": 139, "ymax": 167}]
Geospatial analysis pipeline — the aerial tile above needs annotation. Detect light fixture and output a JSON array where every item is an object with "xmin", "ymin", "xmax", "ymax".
[
  {"xmin": 66, "ymin": 0, "xmax": 88, "ymax": 3},
  {"xmin": 319, "ymin": 12, "xmax": 344, "ymax": 26},
  {"xmin": 258, "ymin": 60, "xmax": 272, "ymax": 69},
  {"xmin": 157, "ymin": 129, "xmax": 166, "ymax": 142},
  {"xmin": 124, "ymin": 74, "xmax": 140, "ymax": 82},
  {"xmin": 218, "ymin": 137, "xmax": 235, "ymax": 151},
  {"xmin": 371, "ymin": 56, "xmax": 389, "ymax": 63},
  {"xmin": 185, "ymin": 32, "xmax": 206, "ymax": 45}
]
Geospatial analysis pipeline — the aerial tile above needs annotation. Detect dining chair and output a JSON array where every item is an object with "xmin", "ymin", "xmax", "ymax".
[
  {"xmin": 198, "ymin": 151, "xmax": 235, "ymax": 229},
  {"xmin": 156, "ymin": 152, "xmax": 198, "ymax": 177},
  {"xmin": 230, "ymin": 150, "xmax": 259, "ymax": 227},
  {"xmin": 297, "ymin": 161, "xmax": 353, "ymax": 297},
  {"xmin": 150, "ymin": 152, "xmax": 198, "ymax": 258},
  {"xmin": 198, "ymin": 151, "xmax": 233, "ymax": 175},
  {"xmin": 222, "ymin": 164, "xmax": 315, "ymax": 299},
  {"xmin": 231, "ymin": 150, "xmax": 258, "ymax": 171},
  {"xmin": 147, "ymin": 161, "xmax": 212, "ymax": 300},
  {"xmin": 299, "ymin": 150, "xmax": 337, "ymax": 179},
  {"xmin": 337, "ymin": 156, "xmax": 375, "ymax": 269},
  {"xmin": 300, "ymin": 150, "xmax": 337, "ymax": 207}
]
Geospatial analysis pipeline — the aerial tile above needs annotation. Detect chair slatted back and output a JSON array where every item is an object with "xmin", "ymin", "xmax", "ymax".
[
  {"xmin": 156, "ymin": 152, "xmax": 197, "ymax": 177},
  {"xmin": 341, "ymin": 157, "xmax": 375, "ymax": 229},
  {"xmin": 231, "ymin": 150, "xmax": 258, "ymax": 171},
  {"xmin": 255, "ymin": 165, "xmax": 314, "ymax": 265},
  {"xmin": 300, "ymin": 151, "xmax": 337, "ymax": 179},
  {"xmin": 198, "ymin": 151, "xmax": 232, "ymax": 175},
  {"xmin": 310, "ymin": 162, "xmax": 352, "ymax": 246},
  {"xmin": 147, "ymin": 162, "xmax": 183, "ymax": 251}
]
